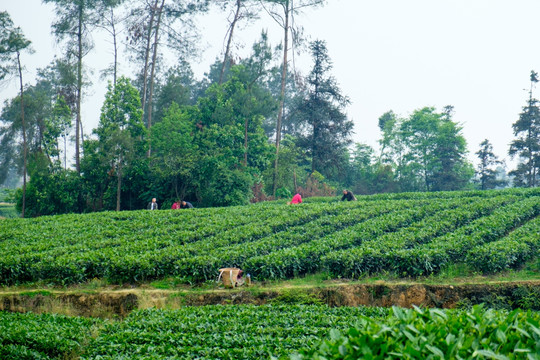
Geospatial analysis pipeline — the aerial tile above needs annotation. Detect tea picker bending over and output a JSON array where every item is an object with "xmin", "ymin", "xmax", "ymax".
[{"xmin": 341, "ymin": 190, "xmax": 357, "ymax": 201}]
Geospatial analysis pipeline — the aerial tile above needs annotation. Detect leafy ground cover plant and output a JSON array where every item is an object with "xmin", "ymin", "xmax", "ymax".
[
  {"xmin": 292, "ymin": 305, "xmax": 540, "ymax": 360},
  {"xmin": 0, "ymin": 311, "xmax": 100, "ymax": 359},
  {"xmin": 1, "ymin": 305, "xmax": 539, "ymax": 359}
]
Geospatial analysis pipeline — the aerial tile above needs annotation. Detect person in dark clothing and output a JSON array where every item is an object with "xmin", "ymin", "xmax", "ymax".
[
  {"xmin": 147, "ymin": 198, "xmax": 159, "ymax": 210},
  {"xmin": 180, "ymin": 200, "xmax": 194, "ymax": 209},
  {"xmin": 341, "ymin": 190, "xmax": 357, "ymax": 201}
]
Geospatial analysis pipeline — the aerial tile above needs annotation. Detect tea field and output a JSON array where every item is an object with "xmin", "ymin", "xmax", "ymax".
[
  {"xmin": 0, "ymin": 188, "xmax": 539, "ymax": 286},
  {"xmin": 1, "ymin": 305, "xmax": 539, "ymax": 359},
  {"xmin": 1, "ymin": 188, "xmax": 540, "ymax": 359}
]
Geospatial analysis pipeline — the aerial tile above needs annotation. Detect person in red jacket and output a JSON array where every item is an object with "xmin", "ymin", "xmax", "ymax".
[
  {"xmin": 288, "ymin": 193, "xmax": 302, "ymax": 205},
  {"xmin": 171, "ymin": 200, "xmax": 181, "ymax": 209}
]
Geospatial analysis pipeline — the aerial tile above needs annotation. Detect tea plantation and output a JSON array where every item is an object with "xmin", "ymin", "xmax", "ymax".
[
  {"xmin": 1, "ymin": 188, "xmax": 540, "ymax": 359},
  {"xmin": 0, "ymin": 188, "xmax": 538, "ymax": 286},
  {"xmin": 2, "ymin": 305, "xmax": 539, "ymax": 359}
]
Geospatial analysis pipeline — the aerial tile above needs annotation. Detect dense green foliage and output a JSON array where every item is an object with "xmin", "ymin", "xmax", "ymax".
[
  {"xmin": 0, "ymin": 188, "xmax": 538, "ymax": 286},
  {"xmin": 376, "ymin": 107, "xmax": 474, "ymax": 193},
  {"xmin": 1, "ymin": 305, "xmax": 539, "ymax": 359},
  {"xmin": 323, "ymin": 193, "xmax": 540, "ymax": 278},
  {"xmin": 295, "ymin": 305, "xmax": 540, "ymax": 360},
  {"xmin": 0, "ymin": 306, "xmax": 386, "ymax": 359}
]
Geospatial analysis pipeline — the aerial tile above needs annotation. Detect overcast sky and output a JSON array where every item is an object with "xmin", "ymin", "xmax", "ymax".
[{"xmin": 2, "ymin": 0, "xmax": 540, "ymax": 169}]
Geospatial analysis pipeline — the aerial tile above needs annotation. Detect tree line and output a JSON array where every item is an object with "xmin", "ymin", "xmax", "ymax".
[{"xmin": 0, "ymin": 1, "xmax": 538, "ymax": 217}]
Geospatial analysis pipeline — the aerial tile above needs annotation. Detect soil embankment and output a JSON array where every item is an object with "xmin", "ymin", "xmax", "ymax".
[{"xmin": 1, "ymin": 281, "xmax": 539, "ymax": 317}]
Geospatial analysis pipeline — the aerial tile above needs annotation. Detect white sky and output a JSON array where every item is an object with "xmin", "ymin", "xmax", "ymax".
[{"xmin": 2, "ymin": 0, "xmax": 540, "ymax": 170}]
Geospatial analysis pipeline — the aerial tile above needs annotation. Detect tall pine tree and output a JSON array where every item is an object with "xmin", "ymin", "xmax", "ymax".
[
  {"xmin": 293, "ymin": 40, "xmax": 353, "ymax": 180},
  {"xmin": 509, "ymin": 71, "xmax": 540, "ymax": 187}
]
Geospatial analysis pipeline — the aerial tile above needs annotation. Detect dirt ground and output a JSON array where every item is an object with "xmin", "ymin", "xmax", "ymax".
[{"xmin": 1, "ymin": 280, "xmax": 539, "ymax": 317}]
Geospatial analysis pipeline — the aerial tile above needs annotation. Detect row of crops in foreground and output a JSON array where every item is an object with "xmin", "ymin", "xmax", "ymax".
[
  {"xmin": 0, "ymin": 203, "xmax": 17, "ymax": 219},
  {"xmin": 0, "ymin": 188, "xmax": 539, "ymax": 285},
  {"xmin": 1, "ymin": 305, "xmax": 539, "ymax": 359}
]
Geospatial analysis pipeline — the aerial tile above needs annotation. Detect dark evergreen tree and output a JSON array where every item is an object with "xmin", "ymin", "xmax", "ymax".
[
  {"xmin": 509, "ymin": 71, "xmax": 540, "ymax": 187},
  {"xmin": 263, "ymin": 0, "xmax": 327, "ymax": 197},
  {"xmin": 154, "ymin": 62, "xmax": 196, "ymax": 124},
  {"xmin": 293, "ymin": 40, "xmax": 353, "ymax": 180},
  {"xmin": 476, "ymin": 139, "xmax": 505, "ymax": 190}
]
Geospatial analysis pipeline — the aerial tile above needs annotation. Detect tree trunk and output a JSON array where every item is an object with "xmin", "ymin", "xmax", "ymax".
[
  {"xmin": 111, "ymin": 7, "xmax": 118, "ymax": 87},
  {"xmin": 480, "ymin": 155, "xmax": 488, "ymax": 190},
  {"xmin": 146, "ymin": 0, "xmax": 165, "ymax": 157},
  {"xmin": 528, "ymin": 126, "xmax": 533, "ymax": 187},
  {"xmin": 63, "ymin": 135, "xmax": 67, "ymax": 170},
  {"xmin": 17, "ymin": 52, "xmax": 27, "ymax": 218},
  {"xmin": 79, "ymin": 115, "xmax": 84, "ymax": 152},
  {"xmin": 219, "ymin": 0, "xmax": 242, "ymax": 85},
  {"xmin": 244, "ymin": 116, "xmax": 248, "ymax": 166},
  {"xmin": 141, "ymin": 0, "xmax": 158, "ymax": 122},
  {"xmin": 56, "ymin": 142, "xmax": 60, "ymax": 164},
  {"xmin": 272, "ymin": 0, "xmax": 289, "ymax": 198},
  {"xmin": 75, "ymin": 3, "xmax": 83, "ymax": 174},
  {"xmin": 293, "ymin": 168, "xmax": 297, "ymax": 193},
  {"xmin": 116, "ymin": 161, "xmax": 122, "ymax": 211},
  {"xmin": 312, "ymin": 122, "xmax": 318, "ymax": 173}
]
